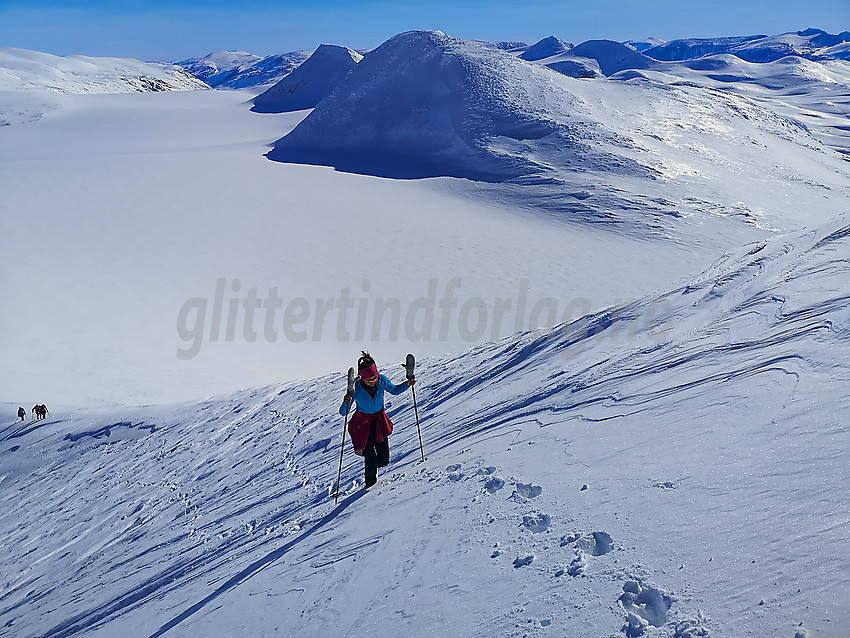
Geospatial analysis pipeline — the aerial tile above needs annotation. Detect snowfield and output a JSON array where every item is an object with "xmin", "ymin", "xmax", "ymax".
[
  {"xmin": 1, "ymin": 26, "xmax": 849, "ymax": 638},
  {"xmin": 0, "ymin": 47, "xmax": 207, "ymax": 125},
  {"xmin": 270, "ymin": 31, "xmax": 849, "ymax": 233},
  {"xmin": 1, "ymin": 215, "xmax": 848, "ymax": 637},
  {"xmin": 176, "ymin": 50, "xmax": 312, "ymax": 89}
]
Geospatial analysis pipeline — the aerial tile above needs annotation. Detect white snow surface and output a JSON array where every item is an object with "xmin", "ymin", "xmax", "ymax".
[
  {"xmin": 643, "ymin": 28, "xmax": 850, "ymax": 63},
  {"xmin": 271, "ymin": 31, "xmax": 848, "ymax": 230},
  {"xmin": 175, "ymin": 50, "xmax": 263, "ymax": 80},
  {"xmin": 568, "ymin": 39, "xmax": 656, "ymax": 75},
  {"xmin": 519, "ymin": 36, "xmax": 573, "ymax": 61},
  {"xmin": 0, "ymin": 48, "xmax": 207, "ymax": 95},
  {"xmin": 3, "ymin": 29, "xmax": 850, "ymax": 408},
  {"xmin": 1, "ymin": 25, "xmax": 850, "ymax": 638},
  {"xmin": 1, "ymin": 214, "xmax": 849, "ymax": 637},
  {"xmin": 177, "ymin": 50, "xmax": 313, "ymax": 89},
  {"xmin": 0, "ymin": 47, "xmax": 207, "ymax": 125},
  {"xmin": 251, "ymin": 44, "xmax": 362, "ymax": 113},
  {"xmin": 0, "ymin": 86, "xmax": 715, "ymax": 406}
]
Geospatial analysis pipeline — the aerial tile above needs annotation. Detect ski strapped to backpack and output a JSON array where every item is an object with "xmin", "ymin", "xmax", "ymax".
[
  {"xmin": 334, "ymin": 367, "xmax": 357, "ymax": 503},
  {"xmin": 404, "ymin": 353, "xmax": 426, "ymax": 463}
]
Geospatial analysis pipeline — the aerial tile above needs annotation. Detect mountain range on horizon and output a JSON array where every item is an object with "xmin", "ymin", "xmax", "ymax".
[
  {"xmin": 1, "ymin": 26, "xmax": 846, "ymax": 100},
  {"xmin": 175, "ymin": 27, "xmax": 850, "ymax": 89}
]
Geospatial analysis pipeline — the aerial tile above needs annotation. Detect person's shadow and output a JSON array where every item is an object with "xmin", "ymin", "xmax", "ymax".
[{"xmin": 148, "ymin": 489, "xmax": 366, "ymax": 638}]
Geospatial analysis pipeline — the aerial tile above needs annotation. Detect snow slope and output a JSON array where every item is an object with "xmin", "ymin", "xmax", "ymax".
[
  {"xmin": 269, "ymin": 30, "xmax": 611, "ymax": 182},
  {"xmin": 0, "ymin": 87, "xmax": 716, "ymax": 406},
  {"xmin": 2, "ymin": 26, "xmax": 849, "ymax": 638},
  {"xmin": 3, "ymin": 30, "xmax": 850, "ymax": 407},
  {"xmin": 270, "ymin": 31, "xmax": 849, "ymax": 234},
  {"xmin": 569, "ymin": 39, "xmax": 655, "ymax": 76},
  {"xmin": 1, "ymin": 213, "xmax": 848, "ymax": 637},
  {"xmin": 177, "ymin": 50, "xmax": 313, "ymax": 89},
  {"xmin": 0, "ymin": 47, "xmax": 207, "ymax": 125},
  {"xmin": 0, "ymin": 48, "xmax": 207, "ymax": 94},
  {"xmin": 634, "ymin": 54, "xmax": 850, "ymax": 158},
  {"xmin": 644, "ymin": 28, "xmax": 850, "ymax": 63},
  {"xmin": 251, "ymin": 44, "xmax": 362, "ymax": 113},
  {"xmin": 519, "ymin": 36, "xmax": 573, "ymax": 61},
  {"xmin": 174, "ymin": 50, "xmax": 262, "ymax": 83}
]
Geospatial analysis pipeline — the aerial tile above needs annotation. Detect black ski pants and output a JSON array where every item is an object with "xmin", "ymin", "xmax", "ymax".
[{"xmin": 363, "ymin": 420, "xmax": 390, "ymax": 488}]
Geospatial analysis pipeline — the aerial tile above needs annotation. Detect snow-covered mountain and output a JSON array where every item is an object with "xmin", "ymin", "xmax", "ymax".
[
  {"xmin": 653, "ymin": 54, "xmax": 850, "ymax": 157},
  {"xmin": 623, "ymin": 37, "xmax": 668, "ymax": 53},
  {"xmin": 0, "ymin": 47, "xmax": 208, "ymax": 125},
  {"xmin": 569, "ymin": 39, "xmax": 656, "ymax": 75},
  {"xmin": 268, "ymin": 30, "xmax": 599, "ymax": 181},
  {"xmin": 0, "ymin": 47, "xmax": 208, "ymax": 94},
  {"xmin": 643, "ymin": 28, "xmax": 850, "ymax": 62},
  {"xmin": 251, "ymin": 44, "xmax": 362, "ymax": 113},
  {"xmin": 519, "ymin": 35, "xmax": 573, "ymax": 61},
  {"xmin": 515, "ymin": 38, "xmax": 654, "ymax": 78},
  {"xmin": 2, "ymin": 212, "xmax": 847, "ymax": 637},
  {"xmin": 174, "ymin": 50, "xmax": 262, "ymax": 82},
  {"xmin": 177, "ymin": 49, "xmax": 312, "ymax": 88},
  {"xmin": 268, "ymin": 30, "xmax": 848, "ymax": 235}
]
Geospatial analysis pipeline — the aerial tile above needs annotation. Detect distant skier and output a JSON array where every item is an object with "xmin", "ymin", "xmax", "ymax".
[
  {"xmin": 34, "ymin": 404, "xmax": 49, "ymax": 420},
  {"xmin": 340, "ymin": 352, "xmax": 414, "ymax": 488},
  {"xmin": 17, "ymin": 407, "xmax": 25, "ymax": 422}
]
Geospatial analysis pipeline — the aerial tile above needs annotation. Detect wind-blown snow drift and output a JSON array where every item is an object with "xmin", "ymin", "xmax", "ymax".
[{"xmin": 251, "ymin": 44, "xmax": 362, "ymax": 113}]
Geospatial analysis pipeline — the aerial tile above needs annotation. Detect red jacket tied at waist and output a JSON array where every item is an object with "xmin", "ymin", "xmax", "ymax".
[{"xmin": 348, "ymin": 410, "xmax": 394, "ymax": 455}]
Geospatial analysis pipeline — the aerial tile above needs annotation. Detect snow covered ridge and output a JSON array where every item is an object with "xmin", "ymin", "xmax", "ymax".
[
  {"xmin": 0, "ymin": 47, "xmax": 208, "ymax": 94},
  {"xmin": 641, "ymin": 28, "xmax": 850, "ymax": 62},
  {"xmin": 176, "ymin": 49, "xmax": 312, "ymax": 89},
  {"xmin": 174, "ymin": 49, "xmax": 262, "ymax": 81},
  {"xmin": 267, "ymin": 30, "xmax": 849, "ymax": 230},
  {"xmin": 251, "ymin": 44, "xmax": 363, "ymax": 113},
  {"xmin": 2, "ymin": 213, "xmax": 848, "ymax": 636},
  {"xmin": 519, "ymin": 35, "xmax": 573, "ymax": 61},
  {"xmin": 268, "ymin": 30, "xmax": 654, "ymax": 181},
  {"xmin": 175, "ymin": 28, "xmax": 848, "ymax": 91}
]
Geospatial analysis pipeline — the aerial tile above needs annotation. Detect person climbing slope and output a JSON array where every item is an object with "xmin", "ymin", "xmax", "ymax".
[{"xmin": 339, "ymin": 351, "xmax": 414, "ymax": 488}]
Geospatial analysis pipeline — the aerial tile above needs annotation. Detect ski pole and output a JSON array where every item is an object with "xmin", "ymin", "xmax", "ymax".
[
  {"xmin": 334, "ymin": 410, "xmax": 349, "ymax": 503},
  {"xmin": 335, "ymin": 367, "xmax": 356, "ymax": 503},
  {"xmin": 411, "ymin": 383, "xmax": 424, "ymax": 462},
  {"xmin": 404, "ymin": 354, "xmax": 425, "ymax": 462}
]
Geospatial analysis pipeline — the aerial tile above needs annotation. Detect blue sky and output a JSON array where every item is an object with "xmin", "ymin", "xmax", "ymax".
[{"xmin": 1, "ymin": 0, "xmax": 848, "ymax": 61}]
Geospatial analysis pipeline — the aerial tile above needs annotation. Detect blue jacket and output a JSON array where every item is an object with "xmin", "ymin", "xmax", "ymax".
[{"xmin": 339, "ymin": 374, "xmax": 409, "ymax": 416}]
